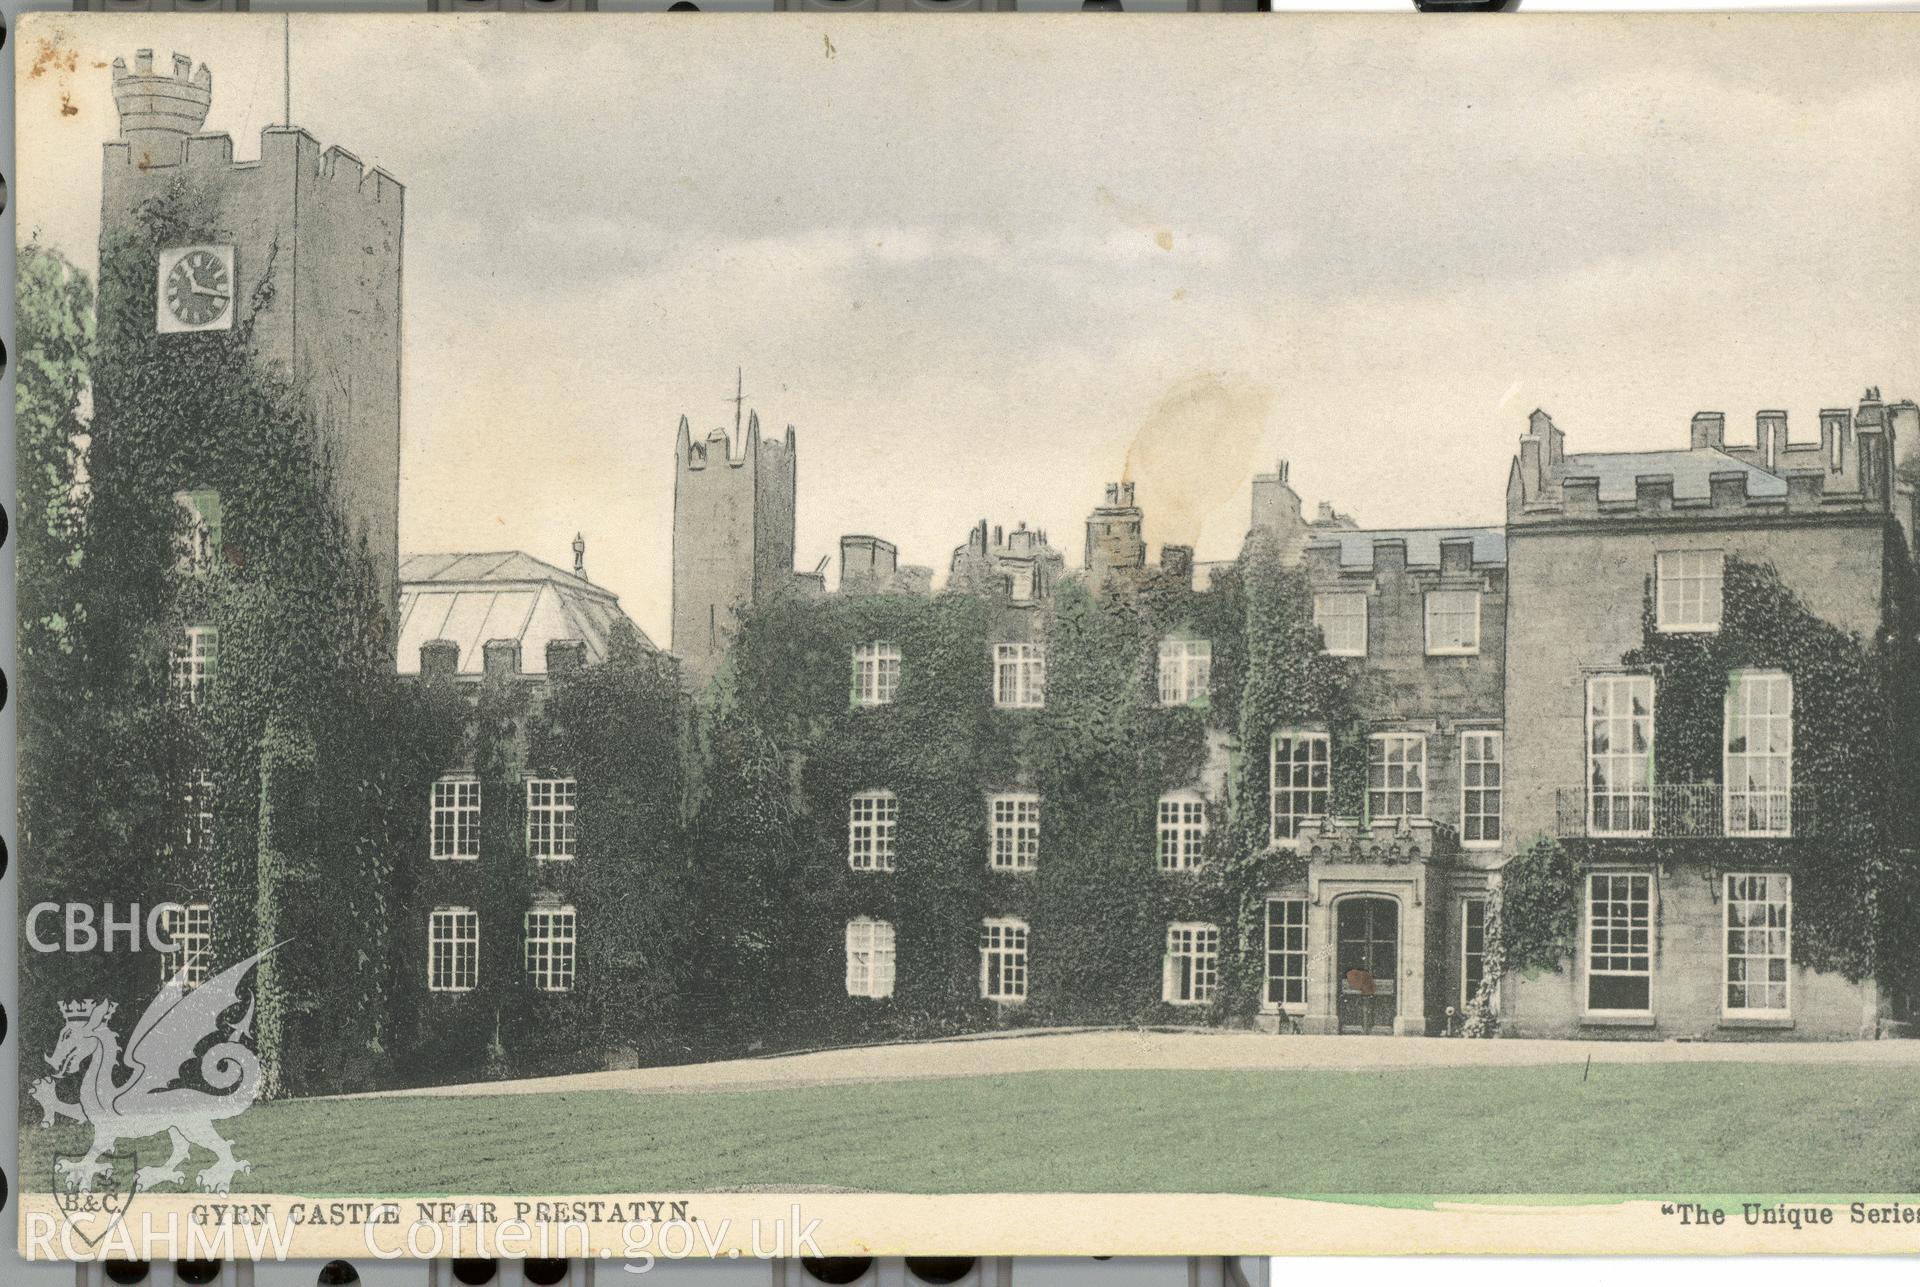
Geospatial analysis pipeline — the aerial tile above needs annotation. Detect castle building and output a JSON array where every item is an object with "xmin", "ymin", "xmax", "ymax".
[
  {"xmin": 1259, "ymin": 471, "xmax": 1509, "ymax": 1035},
  {"xmin": 670, "ymin": 409, "xmax": 799, "ymax": 686},
  {"xmin": 102, "ymin": 49, "xmax": 405, "ymax": 613},
  {"xmin": 1501, "ymin": 394, "xmax": 1919, "ymax": 1038}
]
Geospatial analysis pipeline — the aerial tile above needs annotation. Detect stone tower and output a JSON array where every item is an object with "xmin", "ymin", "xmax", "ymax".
[
  {"xmin": 100, "ymin": 50, "xmax": 406, "ymax": 617},
  {"xmin": 1084, "ymin": 481, "xmax": 1146, "ymax": 592},
  {"xmin": 671, "ymin": 410, "xmax": 798, "ymax": 685}
]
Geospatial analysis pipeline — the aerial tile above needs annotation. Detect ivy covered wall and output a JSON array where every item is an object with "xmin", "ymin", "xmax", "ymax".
[
  {"xmin": 1483, "ymin": 555, "xmax": 1920, "ymax": 1034},
  {"xmin": 677, "ymin": 529, "xmax": 1371, "ymax": 1052}
]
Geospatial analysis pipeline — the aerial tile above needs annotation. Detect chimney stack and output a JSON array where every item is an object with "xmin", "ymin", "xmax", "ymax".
[
  {"xmin": 482, "ymin": 638, "xmax": 522, "ymax": 679},
  {"xmin": 1756, "ymin": 411, "xmax": 1788, "ymax": 470},
  {"xmin": 420, "ymin": 639, "xmax": 460, "ymax": 679},
  {"xmin": 572, "ymin": 532, "xmax": 587, "ymax": 580},
  {"xmin": 1690, "ymin": 412, "xmax": 1726, "ymax": 452},
  {"xmin": 546, "ymin": 639, "xmax": 587, "ymax": 675}
]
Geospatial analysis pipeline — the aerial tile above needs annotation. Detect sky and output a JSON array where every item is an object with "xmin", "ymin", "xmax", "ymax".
[{"xmin": 18, "ymin": 13, "xmax": 1920, "ymax": 646}]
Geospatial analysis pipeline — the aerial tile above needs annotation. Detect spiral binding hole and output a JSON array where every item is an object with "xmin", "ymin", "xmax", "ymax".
[
  {"xmin": 103, "ymin": 1264, "xmax": 150, "ymax": 1285},
  {"xmin": 907, "ymin": 1258, "xmax": 979, "ymax": 1283},
  {"xmin": 174, "ymin": 1263, "xmax": 223, "ymax": 1286},
  {"xmin": 524, "ymin": 1260, "xmax": 569, "ymax": 1286},
  {"xmin": 318, "ymin": 1262, "xmax": 361, "ymax": 1285},
  {"xmin": 802, "ymin": 1258, "xmax": 876, "ymax": 1284},
  {"xmin": 451, "ymin": 1260, "xmax": 499, "ymax": 1285}
]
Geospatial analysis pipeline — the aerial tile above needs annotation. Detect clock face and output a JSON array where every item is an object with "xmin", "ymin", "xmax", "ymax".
[{"xmin": 159, "ymin": 246, "xmax": 234, "ymax": 332}]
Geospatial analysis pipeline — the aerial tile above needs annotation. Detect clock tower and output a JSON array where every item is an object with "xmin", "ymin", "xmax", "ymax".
[{"xmin": 100, "ymin": 49, "xmax": 406, "ymax": 617}]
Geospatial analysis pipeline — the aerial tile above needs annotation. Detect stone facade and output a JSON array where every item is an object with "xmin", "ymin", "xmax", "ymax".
[
  {"xmin": 670, "ymin": 412, "xmax": 797, "ymax": 686},
  {"xmin": 1501, "ymin": 395, "xmax": 1918, "ymax": 1039},
  {"xmin": 102, "ymin": 50, "xmax": 405, "ymax": 613}
]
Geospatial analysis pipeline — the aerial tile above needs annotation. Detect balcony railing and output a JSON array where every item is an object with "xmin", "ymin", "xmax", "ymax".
[{"xmin": 1554, "ymin": 784, "xmax": 1817, "ymax": 840}]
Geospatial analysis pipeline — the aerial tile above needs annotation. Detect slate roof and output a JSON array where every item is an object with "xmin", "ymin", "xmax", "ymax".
[
  {"xmin": 1556, "ymin": 448, "xmax": 1788, "ymax": 502},
  {"xmin": 1306, "ymin": 527, "xmax": 1507, "ymax": 570},
  {"xmin": 395, "ymin": 551, "xmax": 652, "ymax": 676}
]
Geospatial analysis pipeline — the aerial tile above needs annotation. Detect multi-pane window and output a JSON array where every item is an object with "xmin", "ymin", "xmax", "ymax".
[
  {"xmin": 1725, "ymin": 670, "xmax": 1792, "ymax": 836},
  {"xmin": 1157, "ymin": 637, "xmax": 1212, "ymax": 706},
  {"xmin": 1264, "ymin": 898, "xmax": 1308, "ymax": 1009},
  {"xmin": 980, "ymin": 917, "xmax": 1028, "ymax": 1001},
  {"xmin": 429, "ymin": 907, "xmax": 480, "ymax": 993},
  {"xmin": 1656, "ymin": 550, "xmax": 1724, "ymax": 632},
  {"xmin": 1156, "ymin": 793, "xmax": 1207, "ymax": 871},
  {"xmin": 1163, "ymin": 923, "xmax": 1220, "ymax": 1005},
  {"xmin": 1461, "ymin": 897, "xmax": 1488, "ymax": 1007},
  {"xmin": 1460, "ymin": 731, "xmax": 1502, "ymax": 846},
  {"xmin": 526, "ymin": 778, "xmax": 577, "ymax": 861},
  {"xmin": 431, "ymin": 777, "xmax": 481, "ymax": 860},
  {"xmin": 524, "ymin": 905, "xmax": 577, "ymax": 993},
  {"xmin": 1313, "ymin": 592, "xmax": 1368, "ymax": 657},
  {"xmin": 170, "ymin": 626, "xmax": 219, "ymax": 706},
  {"xmin": 1725, "ymin": 873, "xmax": 1791, "ymax": 1015},
  {"xmin": 988, "ymin": 792, "xmax": 1041, "ymax": 871},
  {"xmin": 1424, "ymin": 589, "xmax": 1481, "ymax": 656},
  {"xmin": 845, "ymin": 917, "xmax": 897, "ymax": 999},
  {"xmin": 1270, "ymin": 731, "xmax": 1330, "ymax": 843},
  {"xmin": 849, "ymin": 789, "xmax": 898, "ymax": 871},
  {"xmin": 185, "ymin": 765, "xmax": 215, "ymax": 852},
  {"xmin": 1367, "ymin": 733, "xmax": 1426, "ymax": 820},
  {"xmin": 1586, "ymin": 873, "xmax": 1652, "ymax": 1013},
  {"xmin": 993, "ymin": 643, "xmax": 1046, "ymax": 708},
  {"xmin": 852, "ymin": 642, "xmax": 902, "ymax": 707},
  {"xmin": 158, "ymin": 902, "xmax": 213, "ymax": 988},
  {"xmin": 1588, "ymin": 676, "xmax": 1654, "ymax": 836}
]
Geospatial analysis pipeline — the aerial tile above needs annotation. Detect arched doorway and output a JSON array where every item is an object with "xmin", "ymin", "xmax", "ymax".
[{"xmin": 1335, "ymin": 896, "xmax": 1400, "ymax": 1034}]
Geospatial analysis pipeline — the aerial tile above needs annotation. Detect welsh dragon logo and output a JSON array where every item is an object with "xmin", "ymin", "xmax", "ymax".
[{"xmin": 34, "ymin": 947, "xmax": 275, "ymax": 1197}]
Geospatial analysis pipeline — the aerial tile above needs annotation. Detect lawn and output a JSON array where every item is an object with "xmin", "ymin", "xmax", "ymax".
[{"xmin": 21, "ymin": 1062, "xmax": 1920, "ymax": 1197}]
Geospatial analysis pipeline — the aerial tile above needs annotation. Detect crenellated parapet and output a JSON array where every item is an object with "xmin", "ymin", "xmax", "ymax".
[
  {"xmin": 110, "ymin": 49, "xmax": 210, "ymax": 166},
  {"xmin": 1508, "ymin": 390, "xmax": 1907, "ymax": 530}
]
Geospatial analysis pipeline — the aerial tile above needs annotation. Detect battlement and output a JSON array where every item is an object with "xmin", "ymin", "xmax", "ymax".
[
  {"xmin": 107, "ymin": 124, "xmax": 404, "ymax": 211},
  {"xmin": 1508, "ymin": 392, "xmax": 1905, "ymax": 528},
  {"xmin": 1305, "ymin": 529, "xmax": 1506, "ymax": 579},
  {"xmin": 111, "ymin": 49, "xmax": 211, "ymax": 165},
  {"xmin": 676, "ymin": 411, "xmax": 797, "ymax": 473}
]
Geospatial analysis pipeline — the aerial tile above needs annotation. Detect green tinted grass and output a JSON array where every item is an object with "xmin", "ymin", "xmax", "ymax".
[{"xmin": 21, "ymin": 1062, "xmax": 1920, "ymax": 1197}]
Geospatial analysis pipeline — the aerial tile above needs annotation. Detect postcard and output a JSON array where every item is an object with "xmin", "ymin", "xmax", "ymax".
[{"xmin": 13, "ymin": 9, "xmax": 1920, "ymax": 1263}]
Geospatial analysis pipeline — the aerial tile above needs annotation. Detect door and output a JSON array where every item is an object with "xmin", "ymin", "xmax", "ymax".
[{"xmin": 1336, "ymin": 897, "xmax": 1399, "ymax": 1034}]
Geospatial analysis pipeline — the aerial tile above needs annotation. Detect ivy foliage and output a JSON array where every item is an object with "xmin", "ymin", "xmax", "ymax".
[
  {"xmin": 1484, "ymin": 556, "xmax": 1920, "ymax": 1021},
  {"xmin": 1617, "ymin": 556, "xmax": 1916, "ymax": 982},
  {"xmin": 682, "ymin": 531, "xmax": 1356, "ymax": 1052},
  {"xmin": 22, "ymin": 175, "xmax": 406, "ymax": 1096}
]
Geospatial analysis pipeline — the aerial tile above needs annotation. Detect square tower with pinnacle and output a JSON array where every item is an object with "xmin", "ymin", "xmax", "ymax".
[
  {"xmin": 671, "ymin": 398, "xmax": 798, "ymax": 687},
  {"xmin": 100, "ymin": 49, "xmax": 406, "ymax": 618}
]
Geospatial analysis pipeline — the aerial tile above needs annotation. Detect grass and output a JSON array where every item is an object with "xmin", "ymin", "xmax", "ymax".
[{"xmin": 21, "ymin": 1062, "xmax": 1920, "ymax": 1198}]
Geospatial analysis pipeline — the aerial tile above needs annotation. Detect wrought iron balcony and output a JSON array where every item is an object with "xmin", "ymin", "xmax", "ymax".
[{"xmin": 1554, "ymin": 784, "xmax": 1817, "ymax": 840}]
